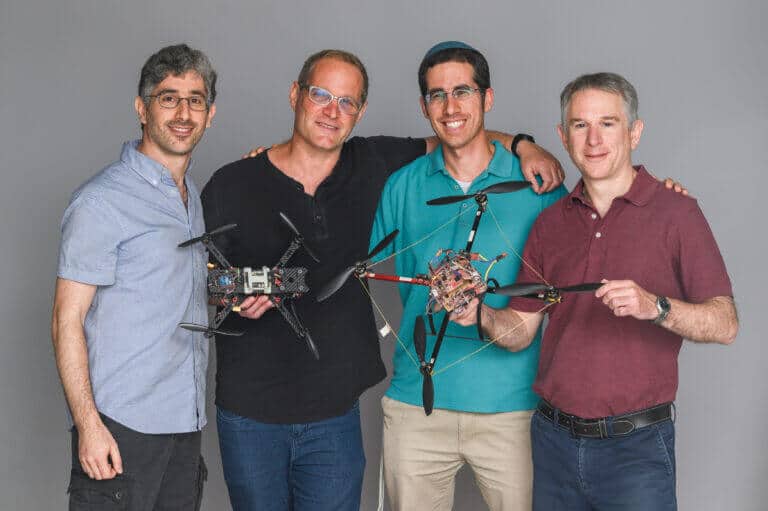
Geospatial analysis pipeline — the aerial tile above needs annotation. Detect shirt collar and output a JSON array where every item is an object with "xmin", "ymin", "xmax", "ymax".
[
  {"xmin": 425, "ymin": 140, "xmax": 513, "ymax": 180},
  {"xmin": 567, "ymin": 165, "xmax": 657, "ymax": 209},
  {"xmin": 120, "ymin": 140, "xmax": 194, "ymax": 192}
]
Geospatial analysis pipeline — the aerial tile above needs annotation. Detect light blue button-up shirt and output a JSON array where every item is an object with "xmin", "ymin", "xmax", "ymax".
[
  {"xmin": 371, "ymin": 141, "xmax": 567, "ymax": 413},
  {"xmin": 58, "ymin": 140, "xmax": 209, "ymax": 434}
]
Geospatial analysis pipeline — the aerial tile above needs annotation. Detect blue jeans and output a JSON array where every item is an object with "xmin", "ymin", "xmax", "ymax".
[
  {"xmin": 216, "ymin": 403, "xmax": 366, "ymax": 511},
  {"xmin": 531, "ymin": 409, "xmax": 677, "ymax": 511}
]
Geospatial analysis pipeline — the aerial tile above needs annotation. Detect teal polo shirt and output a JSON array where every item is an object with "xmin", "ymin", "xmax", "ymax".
[{"xmin": 371, "ymin": 141, "xmax": 566, "ymax": 412}]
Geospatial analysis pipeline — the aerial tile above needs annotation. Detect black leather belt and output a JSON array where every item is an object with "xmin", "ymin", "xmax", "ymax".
[{"xmin": 537, "ymin": 400, "xmax": 672, "ymax": 439}]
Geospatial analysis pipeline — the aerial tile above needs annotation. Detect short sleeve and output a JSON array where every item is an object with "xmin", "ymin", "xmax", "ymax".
[
  {"xmin": 675, "ymin": 200, "xmax": 733, "ymax": 301},
  {"xmin": 57, "ymin": 194, "xmax": 124, "ymax": 285}
]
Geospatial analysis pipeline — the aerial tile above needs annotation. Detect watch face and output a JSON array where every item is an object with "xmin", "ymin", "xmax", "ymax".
[{"xmin": 659, "ymin": 296, "xmax": 671, "ymax": 312}]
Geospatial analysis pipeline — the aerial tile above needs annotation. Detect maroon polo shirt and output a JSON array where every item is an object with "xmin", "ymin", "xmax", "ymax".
[{"xmin": 509, "ymin": 166, "xmax": 733, "ymax": 418}]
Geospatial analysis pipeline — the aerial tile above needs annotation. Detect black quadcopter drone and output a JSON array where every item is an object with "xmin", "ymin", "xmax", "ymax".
[{"xmin": 177, "ymin": 212, "xmax": 321, "ymax": 359}]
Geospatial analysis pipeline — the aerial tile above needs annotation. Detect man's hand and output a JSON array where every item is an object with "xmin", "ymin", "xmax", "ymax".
[
  {"xmin": 78, "ymin": 418, "xmax": 123, "ymax": 480},
  {"xmin": 595, "ymin": 279, "xmax": 658, "ymax": 320},
  {"xmin": 237, "ymin": 295, "xmax": 275, "ymax": 319},
  {"xmin": 241, "ymin": 145, "xmax": 270, "ymax": 159},
  {"xmin": 663, "ymin": 178, "xmax": 689, "ymax": 196},
  {"xmin": 515, "ymin": 140, "xmax": 565, "ymax": 194},
  {"xmin": 449, "ymin": 298, "xmax": 480, "ymax": 326}
]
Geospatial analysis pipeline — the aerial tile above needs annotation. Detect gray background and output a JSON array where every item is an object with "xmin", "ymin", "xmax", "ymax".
[{"xmin": 1, "ymin": 0, "xmax": 765, "ymax": 509}]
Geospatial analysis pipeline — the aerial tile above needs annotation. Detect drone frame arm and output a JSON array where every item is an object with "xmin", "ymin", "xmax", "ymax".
[{"xmin": 203, "ymin": 239, "xmax": 233, "ymax": 269}]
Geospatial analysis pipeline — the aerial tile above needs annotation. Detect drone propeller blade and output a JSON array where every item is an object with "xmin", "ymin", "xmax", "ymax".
[
  {"xmin": 316, "ymin": 266, "xmax": 357, "ymax": 302},
  {"xmin": 179, "ymin": 323, "xmax": 244, "ymax": 338},
  {"xmin": 304, "ymin": 331, "xmax": 320, "ymax": 360},
  {"xmin": 560, "ymin": 282, "xmax": 603, "ymax": 293},
  {"xmin": 208, "ymin": 223, "xmax": 238, "ymax": 236},
  {"xmin": 422, "ymin": 373, "xmax": 435, "ymax": 416},
  {"xmin": 211, "ymin": 328, "xmax": 245, "ymax": 337},
  {"xmin": 279, "ymin": 212, "xmax": 320, "ymax": 262},
  {"xmin": 179, "ymin": 322, "xmax": 210, "ymax": 333},
  {"xmin": 492, "ymin": 282, "xmax": 549, "ymax": 297},
  {"xmin": 413, "ymin": 316, "xmax": 427, "ymax": 362},
  {"xmin": 481, "ymin": 180, "xmax": 531, "ymax": 194},
  {"xmin": 426, "ymin": 194, "xmax": 469, "ymax": 206},
  {"xmin": 279, "ymin": 212, "xmax": 300, "ymax": 237},
  {"xmin": 178, "ymin": 223, "xmax": 238, "ymax": 247},
  {"xmin": 367, "ymin": 229, "xmax": 399, "ymax": 261}
]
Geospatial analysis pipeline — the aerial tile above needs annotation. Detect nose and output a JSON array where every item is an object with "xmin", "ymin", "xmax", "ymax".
[
  {"xmin": 586, "ymin": 125, "xmax": 601, "ymax": 146},
  {"xmin": 174, "ymin": 98, "xmax": 191, "ymax": 119},
  {"xmin": 443, "ymin": 94, "xmax": 460, "ymax": 116},
  {"xmin": 322, "ymin": 99, "xmax": 340, "ymax": 119}
]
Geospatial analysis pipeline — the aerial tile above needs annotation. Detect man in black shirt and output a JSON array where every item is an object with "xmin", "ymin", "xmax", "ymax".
[{"xmin": 202, "ymin": 49, "xmax": 563, "ymax": 511}]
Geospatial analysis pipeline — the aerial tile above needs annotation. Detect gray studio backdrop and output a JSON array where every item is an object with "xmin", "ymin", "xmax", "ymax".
[{"xmin": 1, "ymin": 0, "xmax": 765, "ymax": 509}]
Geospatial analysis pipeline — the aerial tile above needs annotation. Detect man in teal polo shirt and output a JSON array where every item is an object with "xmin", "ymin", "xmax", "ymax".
[{"xmin": 371, "ymin": 41, "xmax": 566, "ymax": 511}]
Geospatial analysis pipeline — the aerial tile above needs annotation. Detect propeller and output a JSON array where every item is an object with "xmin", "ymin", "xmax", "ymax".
[
  {"xmin": 303, "ymin": 330, "xmax": 320, "ymax": 360},
  {"xmin": 426, "ymin": 180, "xmax": 531, "ymax": 206},
  {"xmin": 279, "ymin": 212, "xmax": 320, "ymax": 262},
  {"xmin": 179, "ymin": 322, "xmax": 244, "ymax": 338},
  {"xmin": 413, "ymin": 316, "xmax": 435, "ymax": 416},
  {"xmin": 491, "ymin": 282, "xmax": 603, "ymax": 298},
  {"xmin": 178, "ymin": 223, "xmax": 238, "ymax": 248},
  {"xmin": 316, "ymin": 230, "xmax": 400, "ymax": 302}
]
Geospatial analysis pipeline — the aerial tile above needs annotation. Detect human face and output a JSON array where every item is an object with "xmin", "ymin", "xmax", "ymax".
[
  {"xmin": 289, "ymin": 58, "xmax": 367, "ymax": 152},
  {"xmin": 557, "ymin": 88, "xmax": 643, "ymax": 183},
  {"xmin": 420, "ymin": 61, "xmax": 493, "ymax": 151},
  {"xmin": 135, "ymin": 70, "xmax": 216, "ymax": 161}
]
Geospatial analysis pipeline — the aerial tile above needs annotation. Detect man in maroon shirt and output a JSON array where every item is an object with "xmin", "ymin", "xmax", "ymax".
[{"xmin": 453, "ymin": 72, "xmax": 738, "ymax": 510}]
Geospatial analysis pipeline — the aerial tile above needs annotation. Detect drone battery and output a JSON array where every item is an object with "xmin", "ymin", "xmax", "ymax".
[{"xmin": 242, "ymin": 266, "xmax": 272, "ymax": 294}]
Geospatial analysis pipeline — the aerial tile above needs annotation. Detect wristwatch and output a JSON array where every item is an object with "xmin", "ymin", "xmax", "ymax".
[
  {"xmin": 653, "ymin": 296, "xmax": 671, "ymax": 325},
  {"xmin": 510, "ymin": 133, "xmax": 535, "ymax": 159}
]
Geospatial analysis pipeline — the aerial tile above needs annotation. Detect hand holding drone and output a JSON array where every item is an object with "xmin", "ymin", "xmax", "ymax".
[{"xmin": 177, "ymin": 212, "xmax": 321, "ymax": 359}]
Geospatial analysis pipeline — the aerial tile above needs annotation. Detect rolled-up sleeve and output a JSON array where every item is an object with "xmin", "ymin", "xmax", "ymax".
[{"xmin": 58, "ymin": 194, "xmax": 124, "ymax": 285}]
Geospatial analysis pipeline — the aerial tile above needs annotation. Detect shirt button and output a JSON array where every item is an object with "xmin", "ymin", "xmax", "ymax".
[
  {"xmin": 595, "ymin": 232, "xmax": 602, "ymax": 238},
  {"xmin": 462, "ymin": 203, "xmax": 467, "ymax": 208},
  {"xmin": 591, "ymin": 213, "xmax": 597, "ymax": 219}
]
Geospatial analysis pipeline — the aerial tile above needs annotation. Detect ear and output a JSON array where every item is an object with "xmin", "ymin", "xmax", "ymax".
[
  {"xmin": 134, "ymin": 96, "xmax": 148, "ymax": 125},
  {"xmin": 205, "ymin": 103, "xmax": 217, "ymax": 128},
  {"xmin": 289, "ymin": 81, "xmax": 300, "ymax": 112},
  {"xmin": 629, "ymin": 119, "xmax": 644, "ymax": 150},
  {"xmin": 355, "ymin": 101, "xmax": 368, "ymax": 123},
  {"xmin": 556, "ymin": 123, "xmax": 568, "ymax": 151},
  {"xmin": 420, "ymin": 96, "xmax": 429, "ymax": 119},
  {"xmin": 483, "ymin": 87, "xmax": 494, "ymax": 113}
]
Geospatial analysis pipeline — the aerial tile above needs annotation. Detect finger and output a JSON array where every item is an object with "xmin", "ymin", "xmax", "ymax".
[
  {"xmin": 538, "ymin": 166, "xmax": 555, "ymax": 192},
  {"xmin": 522, "ymin": 166, "xmax": 542, "ymax": 194},
  {"xmin": 80, "ymin": 457, "xmax": 95, "ymax": 479},
  {"xmin": 239, "ymin": 296, "xmax": 257, "ymax": 309},
  {"xmin": 109, "ymin": 442, "xmax": 123, "ymax": 475},
  {"xmin": 94, "ymin": 453, "xmax": 115, "ymax": 480}
]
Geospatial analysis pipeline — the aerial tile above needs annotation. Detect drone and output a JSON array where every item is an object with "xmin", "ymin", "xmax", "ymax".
[
  {"xmin": 177, "ymin": 212, "xmax": 321, "ymax": 359},
  {"xmin": 317, "ymin": 180, "xmax": 601, "ymax": 414}
]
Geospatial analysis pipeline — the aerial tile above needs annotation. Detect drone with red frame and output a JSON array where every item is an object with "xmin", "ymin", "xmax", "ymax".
[
  {"xmin": 317, "ymin": 180, "xmax": 602, "ymax": 414},
  {"xmin": 177, "ymin": 212, "xmax": 321, "ymax": 359}
]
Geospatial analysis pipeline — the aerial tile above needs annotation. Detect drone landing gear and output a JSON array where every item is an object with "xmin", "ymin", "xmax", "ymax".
[{"xmin": 271, "ymin": 296, "xmax": 319, "ymax": 360}]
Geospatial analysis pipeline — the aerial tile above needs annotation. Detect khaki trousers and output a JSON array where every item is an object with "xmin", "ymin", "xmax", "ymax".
[{"xmin": 382, "ymin": 396, "xmax": 533, "ymax": 511}]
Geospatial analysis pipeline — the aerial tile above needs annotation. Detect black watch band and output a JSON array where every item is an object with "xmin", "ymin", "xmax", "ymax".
[{"xmin": 510, "ymin": 133, "xmax": 535, "ymax": 158}]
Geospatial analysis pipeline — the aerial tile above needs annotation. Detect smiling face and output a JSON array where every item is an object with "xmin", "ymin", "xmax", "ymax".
[
  {"xmin": 557, "ymin": 88, "xmax": 643, "ymax": 183},
  {"xmin": 420, "ymin": 61, "xmax": 493, "ymax": 151},
  {"xmin": 135, "ymin": 70, "xmax": 215, "ymax": 164},
  {"xmin": 289, "ymin": 57, "xmax": 367, "ymax": 153}
]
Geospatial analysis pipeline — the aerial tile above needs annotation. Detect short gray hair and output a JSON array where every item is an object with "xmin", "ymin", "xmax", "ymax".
[
  {"xmin": 560, "ymin": 72, "xmax": 638, "ymax": 128},
  {"xmin": 297, "ymin": 49, "xmax": 369, "ymax": 104},
  {"xmin": 138, "ymin": 44, "xmax": 217, "ymax": 105}
]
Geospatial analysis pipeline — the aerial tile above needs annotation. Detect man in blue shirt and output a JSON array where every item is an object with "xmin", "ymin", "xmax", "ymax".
[
  {"xmin": 371, "ymin": 41, "xmax": 566, "ymax": 511},
  {"xmin": 51, "ymin": 44, "xmax": 216, "ymax": 510}
]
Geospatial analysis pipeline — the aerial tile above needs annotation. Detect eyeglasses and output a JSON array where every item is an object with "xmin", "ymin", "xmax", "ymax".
[
  {"xmin": 301, "ymin": 85, "xmax": 362, "ymax": 115},
  {"xmin": 148, "ymin": 93, "xmax": 209, "ymax": 112},
  {"xmin": 424, "ymin": 86, "xmax": 484, "ymax": 106}
]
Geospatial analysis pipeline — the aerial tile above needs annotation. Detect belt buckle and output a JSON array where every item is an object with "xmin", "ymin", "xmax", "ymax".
[{"xmin": 597, "ymin": 418, "xmax": 608, "ymax": 439}]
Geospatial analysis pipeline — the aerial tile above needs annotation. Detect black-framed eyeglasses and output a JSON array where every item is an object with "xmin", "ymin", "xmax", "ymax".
[
  {"xmin": 301, "ymin": 84, "xmax": 362, "ymax": 115},
  {"xmin": 424, "ymin": 86, "xmax": 484, "ymax": 106},
  {"xmin": 148, "ymin": 93, "xmax": 209, "ymax": 112}
]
